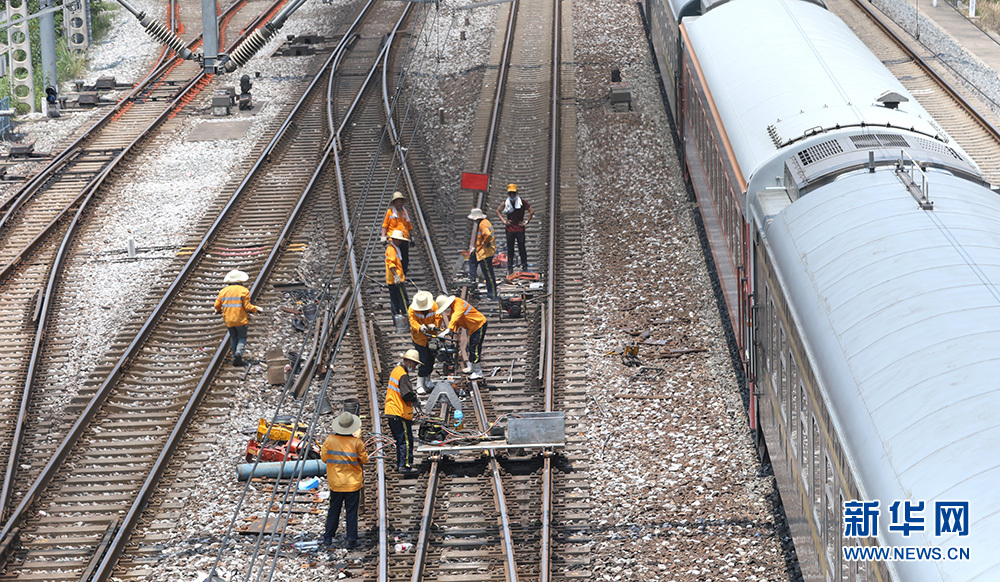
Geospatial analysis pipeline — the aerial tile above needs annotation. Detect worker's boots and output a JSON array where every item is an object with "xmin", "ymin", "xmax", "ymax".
[
  {"xmin": 468, "ymin": 362, "xmax": 483, "ymax": 380},
  {"xmin": 416, "ymin": 376, "xmax": 428, "ymax": 395}
]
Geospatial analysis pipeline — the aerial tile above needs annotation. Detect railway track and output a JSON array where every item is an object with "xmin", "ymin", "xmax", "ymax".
[
  {"xmin": 0, "ymin": 0, "xmax": 278, "ymax": 528},
  {"xmin": 830, "ymin": 0, "xmax": 1000, "ymax": 183},
  {"xmin": 0, "ymin": 0, "xmax": 389, "ymax": 578}
]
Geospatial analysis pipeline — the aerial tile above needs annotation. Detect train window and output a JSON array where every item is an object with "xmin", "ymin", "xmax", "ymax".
[
  {"xmin": 778, "ymin": 329, "xmax": 788, "ymax": 420},
  {"xmin": 790, "ymin": 369, "xmax": 800, "ymax": 458},
  {"xmin": 800, "ymin": 384, "xmax": 809, "ymax": 473},
  {"xmin": 812, "ymin": 415, "xmax": 822, "ymax": 527},
  {"xmin": 826, "ymin": 454, "xmax": 838, "ymax": 574}
]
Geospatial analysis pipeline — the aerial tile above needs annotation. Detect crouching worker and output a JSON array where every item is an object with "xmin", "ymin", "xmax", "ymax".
[
  {"xmin": 321, "ymin": 412, "xmax": 369, "ymax": 548},
  {"xmin": 385, "ymin": 349, "xmax": 423, "ymax": 475},
  {"xmin": 214, "ymin": 269, "xmax": 261, "ymax": 366},
  {"xmin": 435, "ymin": 295, "xmax": 487, "ymax": 380},
  {"xmin": 408, "ymin": 291, "xmax": 441, "ymax": 395}
]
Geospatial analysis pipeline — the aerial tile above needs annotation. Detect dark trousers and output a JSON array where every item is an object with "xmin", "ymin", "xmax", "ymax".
[
  {"xmin": 388, "ymin": 283, "xmax": 409, "ymax": 316},
  {"xmin": 470, "ymin": 255, "xmax": 498, "ymax": 300},
  {"xmin": 387, "ymin": 416, "xmax": 414, "ymax": 469},
  {"xmin": 325, "ymin": 489, "xmax": 361, "ymax": 542},
  {"xmin": 227, "ymin": 325, "xmax": 248, "ymax": 360},
  {"xmin": 414, "ymin": 343, "xmax": 434, "ymax": 378},
  {"xmin": 468, "ymin": 323, "xmax": 487, "ymax": 364},
  {"xmin": 505, "ymin": 230, "xmax": 527, "ymax": 273},
  {"xmin": 398, "ymin": 240, "xmax": 410, "ymax": 275}
]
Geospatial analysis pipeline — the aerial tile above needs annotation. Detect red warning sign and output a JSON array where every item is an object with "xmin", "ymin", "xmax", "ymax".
[{"xmin": 461, "ymin": 172, "xmax": 489, "ymax": 191}]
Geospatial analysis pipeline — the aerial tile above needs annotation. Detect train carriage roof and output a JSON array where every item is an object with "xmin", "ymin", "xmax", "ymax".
[
  {"xmin": 764, "ymin": 169, "xmax": 1000, "ymax": 580},
  {"xmin": 682, "ymin": 0, "xmax": 951, "ymax": 182}
]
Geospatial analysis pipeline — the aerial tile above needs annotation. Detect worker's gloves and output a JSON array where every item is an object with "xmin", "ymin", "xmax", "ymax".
[
  {"xmin": 393, "ymin": 275, "xmax": 402, "ymax": 284},
  {"xmin": 256, "ymin": 307, "xmax": 264, "ymax": 314},
  {"xmin": 419, "ymin": 324, "xmax": 431, "ymax": 334},
  {"xmin": 379, "ymin": 236, "xmax": 387, "ymax": 243},
  {"xmin": 436, "ymin": 329, "xmax": 451, "ymax": 338}
]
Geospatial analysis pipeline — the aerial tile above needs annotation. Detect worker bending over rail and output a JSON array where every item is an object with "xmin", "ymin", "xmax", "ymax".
[
  {"xmin": 408, "ymin": 291, "xmax": 441, "ymax": 395},
  {"xmin": 321, "ymin": 412, "xmax": 369, "ymax": 548},
  {"xmin": 380, "ymin": 191, "xmax": 413, "ymax": 275},
  {"xmin": 384, "ymin": 350, "xmax": 423, "ymax": 475},
  {"xmin": 468, "ymin": 207, "xmax": 497, "ymax": 300},
  {"xmin": 436, "ymin": 295, "xmax": 488, "ymax": 380},
  {"xmin": 214, "ymin": 269, "xmax": 262, "ymax": 367},
  {"xmin": 385, "ymin": 230, "xmax": 410, "ymax": 319}
]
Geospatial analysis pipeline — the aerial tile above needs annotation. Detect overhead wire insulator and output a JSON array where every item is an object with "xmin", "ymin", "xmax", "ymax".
[
  {"xmin": 223, "ymin": 23, "xmax": 277, "ymax": 73},
  {"xmin": 139, "ymin": 15, "xmax": 193, "ymax": 60}
]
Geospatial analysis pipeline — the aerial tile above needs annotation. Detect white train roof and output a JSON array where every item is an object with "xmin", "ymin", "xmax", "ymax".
[
  {"xmin": 761, "ymin": 169, "xmax": 1000, "ymax": 580},
  {"xmin": 682, "ymin": 0, "xmax": 958, "ymax": 182}
]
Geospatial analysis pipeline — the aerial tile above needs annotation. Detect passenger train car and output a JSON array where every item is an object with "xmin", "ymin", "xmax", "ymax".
[{"xmin": 645, "ymin": 0, "xmax": 1000, "ymax": 579}]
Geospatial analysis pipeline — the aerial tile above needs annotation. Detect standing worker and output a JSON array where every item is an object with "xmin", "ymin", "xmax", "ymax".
[
  {"xmin": 495, "ymin": 183, "xmax": 534, "ymax": 275},
  {"xmin": 380, "ymin": 191, "xmax": 413, "ymax": 275},
  {"xmin": 468, "ymin": 208, "xmax": 497, "ymax": 300},
  {"xmin": 385, "ymin": 350, "xmax": 423, "ymax": 475},
  {"xmin": 436, "ymin": 295, "xmax": 488, "ymax": 380},
  {"xmin": 214, "ymin": 269, "xmax": 261, "ymax": 367},
  {"xmin": 321, "ymin": 412, "xmax": 369, "ymax": 548},
  {"xmin": 386, "ymin": 230, "xmax": 410, "ymax": 322},
  {"xmin": 408, "ymin": 291, "xmax": 441, "ymax": 395}
]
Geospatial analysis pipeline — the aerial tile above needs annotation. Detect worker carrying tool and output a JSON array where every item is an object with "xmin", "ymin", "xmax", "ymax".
[
  {"xmin": 435, "ymin": 295, "xmax": 488, "ymax": 380},
  {"xmin": 380, "ymin": 191, "xmax": 413, "ymax": 275},
  {"xmin": 321, "ymin": 412, "xmax": 369, "ymax": 548},
  {"xmin": 214, "ymin": 269, "xmax": 261, "ymax": 367},
  {"xmin": 468, "ymin": 207, "xmax": 497, "ymax": 300},
  {"xmin": 408, "ymin": 291, "xmax": 441, "ymax": 395},
  {"xmin": 385, "ymin": 230, "xmax": 410, "ymax": 323},
  {"xmin": 384, "ymin": 349, "xmax": 423, "ymax": 475},
  {"xmin": 495, "ymin": 183, "xmax": 534, "ymax": 275}
]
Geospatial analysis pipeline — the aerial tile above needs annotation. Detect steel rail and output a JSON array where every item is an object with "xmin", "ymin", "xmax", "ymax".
[
  {"xmin": 539, "ymin": 0, "xmax": 561, "ymax": 579},
  {"xmin": 408, "ymin": 3, "xmax": 521, "ymax": 580},
  {"xmin": 851, "ymin": 0, "xmax": 1000, "ymax": 144},
  {"xmin": 0, "ymin": 0, "xmax": 275, "ymax": 527},
  {"xmin": 325, "ymin": 5, "xmax": 414, "ymax": 579},
  {"xmin": 0, "ymin": 0, "xmax": 338, "ymax": 561}
]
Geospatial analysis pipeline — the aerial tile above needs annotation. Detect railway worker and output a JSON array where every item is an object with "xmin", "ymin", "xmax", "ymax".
[
  {"xmin": 321, "ymin": 411, "xmax": 369, "ymax": 548},
  {"xmin": 495, "ymin": 183, "xmax": 534, "ymax": 275},
  {"xmin": 384, "ymin": 349, "xmax": 423, "ymax": 475},
  {"xmin": 379, "ymin": 191, "xmax": 413, "ymax": 275},
  {"xmin": 408, "ymin": 291, "xmax": 441, "ymax": 395},
  {"xmin": 386, "ymin": 230, "xmax": 410, "ymax": 319},
  {"xmin": 435, "ymin": 294, "xmax": 487, "ymax": 380},
  {"xmin": 214, "ymin": 269, "xmax": 261, "ymax": 367},
  {"xmin": 468, "ymin": 207, "xmax": 498, "ymax": 301}
]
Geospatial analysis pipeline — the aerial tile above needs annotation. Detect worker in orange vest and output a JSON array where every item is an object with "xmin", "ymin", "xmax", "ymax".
[
  {"xmin": 386, "ymin": 230, "xmax": 409, "ymax": 320},
  {"xmin": 408, "ymin": 291, "xmax": 441, "ymax": 394},
  {"xmin": 380, "ymin": 191, "xmax": 413, "ymax": 275},
  {"xmin": 468, "ymin": 208, "xmax": 497, "ymax": 300},
  {"xmin": 385, "ymin": 350, "xmax": 422, "ymax": 475},
  {"xmin": 436, "ymin": 295, "xmax": 488, "ymax": 380},
  {"xmin": 214, "ymin": 269, "xmax": 261, "ymax": 367},
  {"xmin": 321, "ymin": 412, "xmax": 369, "ymax": 548}
]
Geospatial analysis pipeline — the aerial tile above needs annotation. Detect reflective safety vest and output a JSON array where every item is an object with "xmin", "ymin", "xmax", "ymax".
[
  {"xmin": 408, "ymin": 304, "xmax": 441, "ymax": 347},
  {"xmin": 386, "ymin": 242, "xmax": 405, "ymax": 285},
  {"xmin": 384, "ymin": 364, "xmax": 413, "ymax": 420},
  {"xmin": 321, "ymin": 434, "xmax": 368, "ymax": 492},
  {"xmin": 475, "ymin": 219, "xmax": 496, "ymax": 261},
  {"xmin": 382, "ymin": 206, "xmax": 412, "ymax": 238},
  {"xmin": 446, "ymin": 297, "xmax": 486, "ymax": 334},
  {"xmin": 214, "ymin": 284, "xmax": 259, "ymax": 327}
]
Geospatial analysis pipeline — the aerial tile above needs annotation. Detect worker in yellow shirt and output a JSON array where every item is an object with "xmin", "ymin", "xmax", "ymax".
[
  {"xmin": 436, "ymin": 295, "xmax": 488, "ymax": 380},
  {"xmin": 321, "ymin": 412, "xmax": 369, "ymax": 548},
  {"xmin": 213, "ymin": 269, "xmax": 261, "ymax": 367},
  {"xmin": 468, "ymin": 208, "xmax": 497, "ymax": 300},
  {"xmin": 385, "ymin": 350, "xmax": 422, "ymax": 475},
  {"xmin": 408, "ymin": 291, "xmax": 441, "ymax": 394},
  {"xmin": 386, "ymin": 230, "xmax": 409, "ymax": 320},
  {"xmin": 380, "ymin": 191, "xmax": 413, "ymax": 275}
]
